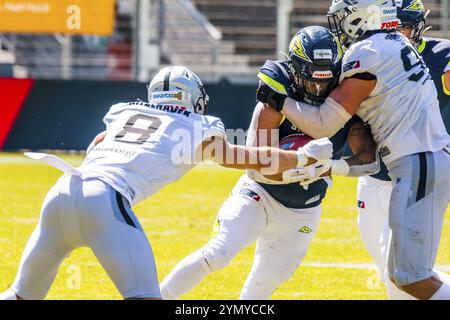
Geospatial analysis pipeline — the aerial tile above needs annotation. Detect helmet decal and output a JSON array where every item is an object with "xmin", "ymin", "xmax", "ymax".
[
  {"xmin": 405, "ymin": 0, "xmax": 424, "ymax": 11},
  {"xmin": 289, "ymin": 36, "xmax": 312, "ymax": 63},
  {"xmin": 148, "ymin": 66, "xmax": 209, "ymax": 115}
]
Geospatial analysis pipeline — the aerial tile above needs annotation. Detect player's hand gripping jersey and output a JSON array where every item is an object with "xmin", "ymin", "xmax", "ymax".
[
  {"xmin": 79, "ymin": 101, "xmax": 226, "ymax": 205},
  {"xmin": 342, "ymin": 32, "xmax": 450, "ymax": 163}
]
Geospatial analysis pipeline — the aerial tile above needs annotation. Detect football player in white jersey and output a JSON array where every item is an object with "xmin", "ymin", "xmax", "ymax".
[
  {"xmin": 0, "ymin": 66, "xmax": 334, "ymax": 300},
  {"xmin": 356, "ymin": 0, "xmax": 450, "ymax": 300},
  {"xmin": 257, "ymin": 0, "xmax": 450, "ymax": 300},
  {"xmin": 160, "ymin": 27, "xmax": 379, "ymax": 300}
]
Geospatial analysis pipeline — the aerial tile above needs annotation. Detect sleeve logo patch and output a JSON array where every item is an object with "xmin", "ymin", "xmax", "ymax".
[
  {"xmin": 358, "ymin": 200, "xmax": 366, "ymax": 209},
  {"xmin": 239, "ymin": 189, "xmax": 261, "ymax": 202},
  {"xmin": 343, "ymin": 60, "xmax": 361, "ymax": 73}
]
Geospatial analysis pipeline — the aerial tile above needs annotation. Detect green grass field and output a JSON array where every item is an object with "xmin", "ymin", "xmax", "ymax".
[{"xmin": 0, "ymin": 152, "xmax": 449, "ymax": 300}]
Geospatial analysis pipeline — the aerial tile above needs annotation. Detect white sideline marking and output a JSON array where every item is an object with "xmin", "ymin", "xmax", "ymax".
[{"xmin": 302, "ymin": 262, "xmax": 450, "ymax": 272}]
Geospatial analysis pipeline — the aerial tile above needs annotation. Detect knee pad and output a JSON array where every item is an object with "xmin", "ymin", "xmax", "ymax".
[{"xmin": 201, "ymin": 240, "xmax": 235, "ymax": 272}]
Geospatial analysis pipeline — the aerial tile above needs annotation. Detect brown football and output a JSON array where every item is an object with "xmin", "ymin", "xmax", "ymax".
[
  {"xmin": 263, "ymin": 133, "xmax": 314, "ymax": 181},
  {"xmin": 279, "ymin": 133, "xmax": 314, "ymax": 151}
]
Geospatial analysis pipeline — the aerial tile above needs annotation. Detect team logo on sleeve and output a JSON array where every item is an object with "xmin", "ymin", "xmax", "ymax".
[
  {"xmin": 343, "ymin": 60, "xmax": 361, "ymax": 73},
  {"xmin": 239, "ymin": 189, "xmax": 261, "ymax": 202},
  {"xmin": 357, "ymin": 200, "xmax": 366, "ymax": 209}
]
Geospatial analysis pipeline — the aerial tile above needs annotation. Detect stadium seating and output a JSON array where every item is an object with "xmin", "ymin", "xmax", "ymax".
[
  {"xmin": 151, "ymin": 0, "xmax": 255, "ymax": 80},
  {"xmin": 193, "ymin": 0, "xmax": 450, "ymax": 68},
  {"xmin": 193, "ymin": 0, "xmax": 278, "ymax": 67},
  {"xmin": 0, "ymin": 0, "xmax": 448, "ymax": 81}
]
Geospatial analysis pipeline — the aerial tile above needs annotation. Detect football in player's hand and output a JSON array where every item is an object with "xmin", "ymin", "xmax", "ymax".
[
  {"xmin": 279, "ymin": 133, "xmax": 314, "ymax": 152},
  {"xmin": 264, "ymin": 133, "xmax": 314, "ymax": 181}
]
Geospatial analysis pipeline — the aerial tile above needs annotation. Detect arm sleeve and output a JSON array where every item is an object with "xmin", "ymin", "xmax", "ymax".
[
  {"xmin": 332, "ymin": 152, "xmax": 380, "ymax": 177},
  {"xmin": 281, "ymin": 96, "xmax": 352, "ymax": 139},
  {"xmin": 347, "ymin": 152, "xmax": 381, "ymax": 177}
]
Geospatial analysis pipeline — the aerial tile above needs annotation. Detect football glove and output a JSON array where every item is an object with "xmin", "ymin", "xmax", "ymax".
[
  {"xmin": 282, "ymin": 159, "xmax": 332, "ymax": 189},
  {"xmin": 296, "ymin": 138, "xmax": 333, "ymax": 167}
]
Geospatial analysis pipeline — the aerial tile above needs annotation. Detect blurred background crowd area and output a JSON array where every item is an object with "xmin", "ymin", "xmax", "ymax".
[{"xmin": 0, "ymin": 0, "xmax": 448, "ymax": 85}]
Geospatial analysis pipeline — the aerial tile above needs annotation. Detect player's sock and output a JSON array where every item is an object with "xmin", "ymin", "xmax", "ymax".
[
  {"xmin": 430, "ymin": 283, "xmax": 450, "ymax": 300},
  {"xmin": 160, "ymin": 250, "xmax": 211, "ymax": 300},
  {"xmin": 0, "ymin": 289, "xmax": 18, "ymax": 300}
]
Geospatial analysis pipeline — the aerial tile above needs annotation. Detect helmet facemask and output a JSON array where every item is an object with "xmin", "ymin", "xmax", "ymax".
[
  {"xmin": 194, "ymin": 84, "xmax": 209, "ymax": 115},
  {"xmin": 327, "ymin": 8, "xmax": 356, "ymax": 49}
]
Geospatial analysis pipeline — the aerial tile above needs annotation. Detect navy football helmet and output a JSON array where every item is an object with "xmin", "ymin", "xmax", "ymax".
[
  {"xmin": 397, "ymin": 0, "xmax": 430, "ymax": 45},
  {"xmin": 288, "ymin": 26, "xmax": 344, "ymax": 105}
]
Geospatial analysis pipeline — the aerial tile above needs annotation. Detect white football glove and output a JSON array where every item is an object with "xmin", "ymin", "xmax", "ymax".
[
  {"xmin": 247, "ymin": 169, "xmax": 293, "ymax": 185},
  {"xmin": 296, "ymin": 137, "xmax": 334, "ymax": 167}
]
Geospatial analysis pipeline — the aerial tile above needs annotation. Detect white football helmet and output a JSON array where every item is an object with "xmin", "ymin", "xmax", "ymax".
[
  {"xmin": 327, "ymin": 0, "xmax": 399, "ymax": 47},
  {"xmin": 148, "ymin": 66, "xmax": 209, "ymax": 115}
]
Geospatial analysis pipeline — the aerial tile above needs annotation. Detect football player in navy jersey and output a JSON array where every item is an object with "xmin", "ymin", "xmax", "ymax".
[
  {"xmin": 160, "ymin": 26, "xmax": 379, "ymax": 300},
  {"xmin": 356, "ymin": 0, "xmax": 450, "ymax": 300}
]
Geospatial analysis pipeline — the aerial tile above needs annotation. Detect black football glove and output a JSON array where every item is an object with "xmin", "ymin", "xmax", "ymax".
[{"xmin": 256, "ymin": 80, "xmax": 287, "ymax": 112}]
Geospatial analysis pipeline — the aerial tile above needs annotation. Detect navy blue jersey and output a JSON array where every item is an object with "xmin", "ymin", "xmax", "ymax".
[
  {"xmin": 419, "ymin": 37, "xmax": 450, "ymax": 122},
  {"xmin": 260, "ymin": 116, "xmax": 360, "ymax": 208},
  {"xmin": 372, "ymin": 37, "xmax": 450, "ymax": 182},
  {"xmin": 256, "ymin": 60, "xmax": 361, "ymax": 208}
]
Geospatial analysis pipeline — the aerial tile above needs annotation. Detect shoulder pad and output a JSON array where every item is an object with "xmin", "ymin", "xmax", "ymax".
[
  {"xmin": 107, "ymin": 102, "xmax": 132, "ymax": 114},
  {"xmin": 258, "ymin": 60, "xmax": 294, "ymax": 95}
]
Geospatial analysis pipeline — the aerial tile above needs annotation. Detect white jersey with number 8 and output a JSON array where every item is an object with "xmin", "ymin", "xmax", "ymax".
[
  {"xmin": 341, "ymin": 32, "xmax": 450, "ymax": 164},
  {"xmin": 79, "ymin": 101, "xmax": 226, "ymax": 205}
]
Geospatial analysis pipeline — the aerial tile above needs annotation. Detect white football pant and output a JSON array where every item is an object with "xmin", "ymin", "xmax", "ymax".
[
  {"xmin": 160, "ymin": 175, "xmax": 321, "ymax": 300},
  {"xmin": 5, "ymin": 174, "xmax": 160, "ymax": 299},
  {"xmin": 358, "ymin": 165, "xmax": 450, "ymax": 299}
]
